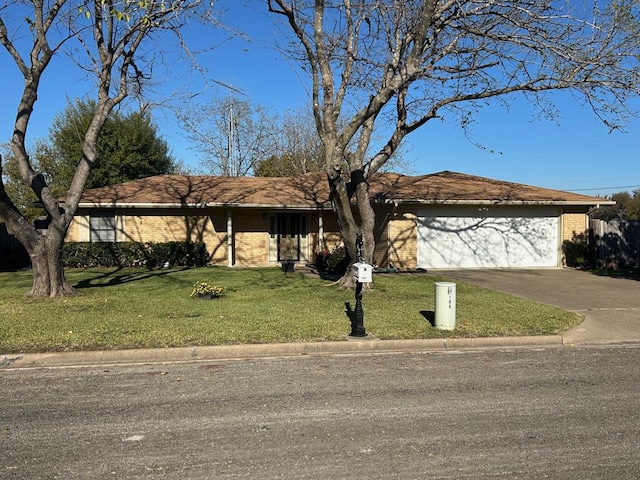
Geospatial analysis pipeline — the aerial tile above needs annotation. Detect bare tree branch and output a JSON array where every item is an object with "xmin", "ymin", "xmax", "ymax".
[
  {"xmin": 1, "ymin": 0, "xmax": 214, "ymax": 296},
  {"xmin": 268, "ymin": 0, "xmax": 640, "ymax": 285}
]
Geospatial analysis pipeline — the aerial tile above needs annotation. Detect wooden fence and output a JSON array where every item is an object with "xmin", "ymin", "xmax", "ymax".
[{"xmin": 590, "ymin": 218, "xmax": 640, "ymax": 269}]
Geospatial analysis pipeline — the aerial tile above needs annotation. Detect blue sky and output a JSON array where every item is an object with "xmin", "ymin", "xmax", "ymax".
[{"xmin": 1, "ymin": 2, "xmax": 639, "ymax": 198}]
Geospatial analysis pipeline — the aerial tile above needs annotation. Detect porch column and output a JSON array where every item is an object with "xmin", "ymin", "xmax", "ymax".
[{"xmin": 227, "ymin": 208, "xmax": 233, "ymax": 267}]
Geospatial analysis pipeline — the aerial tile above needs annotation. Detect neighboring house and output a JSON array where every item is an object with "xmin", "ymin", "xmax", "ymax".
[{"xmin": 65, "ymin": 171, "xmax": 612, "ymax": 269}]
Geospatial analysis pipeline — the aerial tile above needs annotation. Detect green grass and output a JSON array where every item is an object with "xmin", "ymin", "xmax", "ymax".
[{"xmin": 0, "ymin": 267, "xmax": 582, "ymax": 354}]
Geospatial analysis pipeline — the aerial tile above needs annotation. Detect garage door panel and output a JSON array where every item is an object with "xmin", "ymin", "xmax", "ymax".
[{"xmin": 417, "ymin": 210, "xmax": 558, "ymax": 269}]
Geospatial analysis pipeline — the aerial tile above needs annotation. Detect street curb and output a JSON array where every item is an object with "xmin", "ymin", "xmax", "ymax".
[{"xmin": 1, "ymin": 335, "xmax": 564, "ymax": 369}]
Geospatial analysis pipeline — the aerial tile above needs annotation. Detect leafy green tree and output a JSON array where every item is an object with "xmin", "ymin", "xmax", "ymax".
[
  {"xmin": 592, "ymin": 190, "xmax": 640, "ymax": 221},
  {"xmin": 626, "ymin": 191, "xmax": 640, "ymax": 221},
  {"xmin": 2, "ymin": 100, "xmax": 177, "ymax": 221},
  {"xmin": 47, "ymin": 99, "xmax": 177, "ymax": 190},
  {"xmin": 1, "ymin": 141, "xmax": 49, "ymax": 222}
]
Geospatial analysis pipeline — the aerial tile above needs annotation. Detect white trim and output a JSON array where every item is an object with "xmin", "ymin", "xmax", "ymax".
[
  {"xmin": 115, "ymin": 215, "xmax": 125, "ymax": 242},
  {"xmin": 77, "ymin": 197, "xmax": 611, "ymax": 210},
  {"xmin": 78, "ymin": 215, "xmax": 90, "ymax": 242},
  {"xmin": 379, "ymin": 199, "xmax": 614, "ymax": 207},
  {"xmin": 268, "ymin": 215, "xmax": 278, "ymax": 262},
  {"xmin": 318, "ymin": 212, "xmax": 325, "ymax": 250},
  {"xmin": 226, "ymin": 208, "xmax": 233, "ymax": 267},
  {"xmin": 300, "ymin": 214, "xmax": 309, "ymax": 263}
]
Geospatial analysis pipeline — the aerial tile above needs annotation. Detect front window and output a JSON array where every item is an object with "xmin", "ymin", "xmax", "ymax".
[{"xmin": 90, "ymin": 211, "xmax": 116, "ymax": 242}]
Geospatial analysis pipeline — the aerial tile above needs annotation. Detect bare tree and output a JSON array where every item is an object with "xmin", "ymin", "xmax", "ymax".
[
  {"xmin": 179, "ymin": 95, "xmax": 277, "ymax": 176},
  {"xmin": 267, "ymin": 0, "xmax": 640, "ymax": 285},
  {"xmin": 254, "ymin": 107, "xmax": 324, "ymax": 176},
  {"xmin": 0, "ymin": 0, "xmax": 212, "ymax": 297},
  {"xmin": 275, "ymin": 108, "xmax": 324, "ymax": 174},
  {"xmin": 254, "ymin": 106, "xmax": 410, "ymax": 177}
]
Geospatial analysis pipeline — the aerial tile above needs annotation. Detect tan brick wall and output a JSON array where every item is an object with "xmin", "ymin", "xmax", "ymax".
[
  {"xmin": 318, "ymin": 214, "xmax": 341, "ymax": 249},
  {"xmin": 388, "ymin": 208, "xmax": 417, "ymax": 270},
  {"xmin": 66, "ymin": 216, "xmax": 86, "ymax": 242},
  {"xmin": 122, "ymin": 212, "xmax": 229, "ymax": 263},
  {"xmin": 68, "ymin": 208, "xmax": 340, "ymax": 267},
  {"xmin": 232, "ymin": 210, "xmax": 270, "ymax": 266},
  {"xmin": 561, "ymin": 212, "xmax": 589, "ymax": 242},
  {"xmin": 560, "ymin": 211, "xmax": 590, "ymax": 267},
  {"xmin": 65, "ymin": 206, "xmax": 411, "ymax": 269},
  {"xmin": 320, "ymin": 232, "xmax": 343, "ymax": 250},
  {"xmin": 66, "ymin": 205, "xmax": 594, "ymax": 270},
  {"xmin": 67, "ymin": 208, "xmax": 229, "ymax": 263}
]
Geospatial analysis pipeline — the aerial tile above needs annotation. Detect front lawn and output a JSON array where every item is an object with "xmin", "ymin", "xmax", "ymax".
[{"xmin": 0, "ymin": 267, "xmax": 582, "ymax": 353}]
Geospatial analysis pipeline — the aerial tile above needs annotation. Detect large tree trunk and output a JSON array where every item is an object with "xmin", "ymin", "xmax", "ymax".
[
  {"xmin": 327, "ymin": 170, "xmax": 376, "ymax": 289},
  {"xmin": 28, "ymin": 231, "xmax": 75, "ymax": 298},
  {"xmin": 3, "ymin": 211, "xmax": 75, "ymax": 298}
]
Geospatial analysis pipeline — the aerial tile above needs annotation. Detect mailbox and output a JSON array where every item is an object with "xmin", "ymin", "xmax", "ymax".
[{"xmin": 352, "ymin": 262, "xmax": 373, "ymax": 283}]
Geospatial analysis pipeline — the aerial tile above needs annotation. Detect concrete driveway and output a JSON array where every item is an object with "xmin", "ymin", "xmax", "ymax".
[{"xmin": 433, "ymin": 268, "xmax": 640, "ymax": 346}]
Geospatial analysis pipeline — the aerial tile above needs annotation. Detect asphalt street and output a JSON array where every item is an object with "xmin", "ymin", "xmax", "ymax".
[{"xmin": 2, "ymin": 345, "xmax": 640, "ymax": 479}]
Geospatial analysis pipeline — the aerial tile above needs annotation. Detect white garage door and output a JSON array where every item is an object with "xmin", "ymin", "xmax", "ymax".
[{"xmin": 417, "ymin": 207, "xmax": 559, "ymax": 269}]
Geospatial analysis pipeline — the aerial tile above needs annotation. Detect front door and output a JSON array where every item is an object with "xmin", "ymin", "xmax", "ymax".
[
  {"xmin": 278, "ymin": 213, "xmax": 300, "ymax": 261},
  {"xmin": 269, "ymin": 213, "xmax": 309, "ymax": 262}
]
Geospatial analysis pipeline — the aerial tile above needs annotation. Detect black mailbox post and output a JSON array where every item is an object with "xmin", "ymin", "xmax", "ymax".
[{"xmin": 350, "ymin": 233, "xmax": 367, "ymax": 337}]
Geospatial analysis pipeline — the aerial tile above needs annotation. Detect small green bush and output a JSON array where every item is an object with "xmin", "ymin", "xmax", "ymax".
[
  {"xmin": 63, "ymin": 241, "xmax": 209, "ymax": 268},
  {"xmin": 314, "ymin": 244, "xmax": 350, "ymax": 274},
  {"xmin": 562, "ymin": 238, "xmax": 594, "ymax": 268}
]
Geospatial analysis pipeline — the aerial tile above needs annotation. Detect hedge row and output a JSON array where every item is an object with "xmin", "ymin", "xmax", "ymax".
[{"xmin": 63, "ymin": 241, "xmax": 210, "ymax": 268}]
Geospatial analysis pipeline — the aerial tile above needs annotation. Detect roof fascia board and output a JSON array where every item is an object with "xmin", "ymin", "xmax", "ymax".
[
  {"xmin": 77, "ymin": 199, "xmax": 614, "ymax": 209},
  {"xmin": 377, "ymin": 199, "xmax": 615, "ymax": 207},
  {"xmin": 77, "ymin": 202, "xmax": 331, "ymax": 210}
]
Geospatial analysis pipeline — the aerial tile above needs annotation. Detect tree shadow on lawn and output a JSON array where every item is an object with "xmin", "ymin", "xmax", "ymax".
[
  {"xmin": 72, "ymin": 266, "xmax": 192, "ymax": 290},
  {"xmin": 72, "ymin": 266, "xmax": 294, "ymax": 291}
]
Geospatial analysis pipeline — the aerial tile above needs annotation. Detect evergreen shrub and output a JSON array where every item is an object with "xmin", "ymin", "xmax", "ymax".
[{"xmin": 63, "ymin": 241, "xmax": 209, "ymax": 268}]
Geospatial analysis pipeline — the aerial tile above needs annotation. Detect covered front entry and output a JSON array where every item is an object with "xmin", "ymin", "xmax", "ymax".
[
  {"xmin": 269, "ymin": 213, "xmax": 309, "ymax": 263},
  {"xmin": 417, "ymin": 207, "xmax": 559, "ymax": 269}
]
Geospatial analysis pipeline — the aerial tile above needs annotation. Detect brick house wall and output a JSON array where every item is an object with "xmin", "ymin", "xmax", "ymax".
[
  {"xmin": 67, "ymin": 207, "xmax": 347, "ymax": 267},
  {"xmin": 561, "ymin": 212, "xmax": 589, "ymax": 242},
  {"xmin": 233, "ymin": 210, "xmax": 270, "ymax": 266},
  {"xmin": 387, "ymin": 207, "xmax": 418, "ymax": 270},
  {"xmin": 560, "ymin": 210, "xmax": 591, "ymax": 266},
  {"xmin": 68, "ymin": 208, "xmax": 229, "ymax": 264},
  {"xmin": 66, "ymin": 205, "xmax": 592, "ymax": 270}
]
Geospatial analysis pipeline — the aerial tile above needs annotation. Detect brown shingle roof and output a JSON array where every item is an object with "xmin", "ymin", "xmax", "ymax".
[
  {"xmin": 77, "ymin": 171, "xmax": 610, "ymax": 208},
  {"xmin": 78, "ymin": 173, "xmax": 331, "ymax": 208},
  {"xmin": 370, "ymin": 171, "xmax": 609, "ymax": 204}
]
